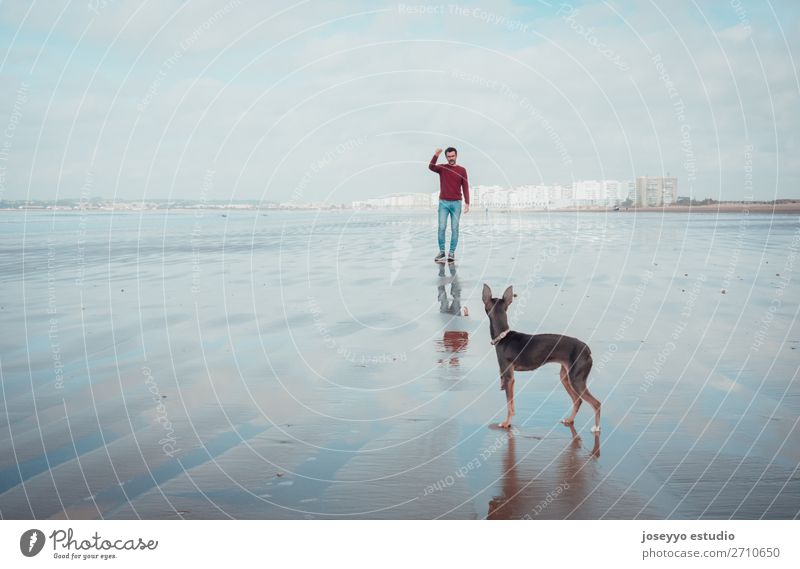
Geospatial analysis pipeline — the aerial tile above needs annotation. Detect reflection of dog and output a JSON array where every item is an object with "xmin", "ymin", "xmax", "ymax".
[{"xmin": 482, "ymin": 284, "xmax": 601, "ymax": 432}]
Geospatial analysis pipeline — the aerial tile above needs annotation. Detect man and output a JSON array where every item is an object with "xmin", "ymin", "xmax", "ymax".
[{"xmin": 429, "ymin": 146, "xmax": 469, "ymax": 263}]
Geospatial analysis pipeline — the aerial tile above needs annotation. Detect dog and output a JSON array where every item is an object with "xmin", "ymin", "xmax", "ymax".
[{"xmin": 482, "ymin": 284, "xmax": 601, "ymax": 432}]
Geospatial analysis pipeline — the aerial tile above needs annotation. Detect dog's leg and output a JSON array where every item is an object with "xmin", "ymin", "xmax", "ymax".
[
  {"xmin": 559, "ymin": 364, "xmax": 582, "ymax": 426},
  {"xmin": 509, "ymin": 377, "xmax": 516, "ymax": 416},
  {"xmin": 581, "ymin": 387, "xmax": 601, "ymax": 433},
  {"xmin": 499, "ymin": 371, "xmax": 515, "ymax": 429},
  {"xmin": 571, "ymin": 357, "xmax": 601, "ymax": 433},
  {"xmin": 590, "ymin": 433, "xmax": 601, "ymax": 458}
]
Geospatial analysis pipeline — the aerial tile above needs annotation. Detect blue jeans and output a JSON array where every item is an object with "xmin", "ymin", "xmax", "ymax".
[{"xmin": 438, "ymin": 199, "xmax": 462, "ymax": 253}]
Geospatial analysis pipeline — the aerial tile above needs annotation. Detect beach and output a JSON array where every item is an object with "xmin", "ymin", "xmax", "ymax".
[{"xmin": 0, "ymin": 209, "xmax": 798, "ymax": 519}]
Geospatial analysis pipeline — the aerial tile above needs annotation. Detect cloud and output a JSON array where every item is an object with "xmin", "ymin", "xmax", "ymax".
[{"xmin": 0, "ymin": 0, "xmax": 797, "ymax": 201}]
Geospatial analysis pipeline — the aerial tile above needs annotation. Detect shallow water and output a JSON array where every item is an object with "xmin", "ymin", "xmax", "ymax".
[{"xmin": 1, "ymin": 209, "xmax": 798, "ymax": 519}]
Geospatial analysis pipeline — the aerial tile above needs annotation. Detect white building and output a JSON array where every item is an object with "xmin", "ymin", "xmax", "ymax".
[
  {"xmin": 351, "ymin": 179, "xmax": 647, "ymax": 210},
  {"xmin": 471, "ymin": 185, "xmax": 506, "ymax": 208},
  {"xmin": 635, "ymin": 176, "xmax": 678, "ymax": 207},
  {"xmin": 573, "ymin": 180, "xmax": 604, "ymax": 206},
  {"xmin": 352, "ymin": 193, "xmax": 433, "ymax": 209},
  {"xmin": 603, "ymin": 180, "xmax": 630, "ymax": 204},
  {"xmin": 572, "ymin": 180, "xmax": 629, "ymax": 206},
  {"xmin": 471, "ymin": 184, "xmax": 573, "ymax": 210}
]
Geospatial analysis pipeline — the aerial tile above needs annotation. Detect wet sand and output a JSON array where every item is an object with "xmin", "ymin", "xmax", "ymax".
[{"xmin": 1, "ymin": 209, "xmax": 798, "ymax": 519}]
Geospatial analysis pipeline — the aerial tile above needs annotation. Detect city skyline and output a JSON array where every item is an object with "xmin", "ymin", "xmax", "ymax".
[
  {"xmin": 353, "ymin": 175, "xmax": 675, "ymax": 209},
  {"xmin": 0, "ymin": 174, "xmax": 673, "ymax": 209}
]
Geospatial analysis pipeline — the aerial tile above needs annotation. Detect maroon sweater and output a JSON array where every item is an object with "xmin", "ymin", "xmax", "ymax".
[{"xmin": 429, "ymin": 154, "xmax": 469, "ymax": 204}]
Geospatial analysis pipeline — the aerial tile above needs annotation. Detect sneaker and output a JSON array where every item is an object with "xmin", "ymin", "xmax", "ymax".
[
  {"xmin": 447, "ymin": 252, "xmax": 455, "ymax": 263},
  {"xmin": 434, "ymin": 251, "xmax": 446, "ymax": 264}
]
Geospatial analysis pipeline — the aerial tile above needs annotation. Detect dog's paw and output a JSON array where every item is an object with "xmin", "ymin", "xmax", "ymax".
[{"xmin": 590, "ymin": 425, "xmax": 601, "ymax": 433}]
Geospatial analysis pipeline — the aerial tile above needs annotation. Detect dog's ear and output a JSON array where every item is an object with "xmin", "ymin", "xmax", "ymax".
[
  {"xmin": 482, "ymin": 283, "xmax": 492, "ymax": 305},
  {"xmin": 502, "ymin": 285, "xmax": 513, "ymax": 305}
]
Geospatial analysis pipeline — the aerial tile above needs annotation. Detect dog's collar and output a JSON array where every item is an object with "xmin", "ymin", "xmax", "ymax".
[{"xmin": 490, "ymin": 329, "xmax": 511, "ymax": 345}]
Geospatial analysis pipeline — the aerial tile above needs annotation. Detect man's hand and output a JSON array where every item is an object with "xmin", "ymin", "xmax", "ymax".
[
  {"xmin": 434, "ymin": 148, "xmax": 443, "ymax": 157},
  {"xmin": 464, "ymin": 203, "xmax": 470, "ymax": 214}
]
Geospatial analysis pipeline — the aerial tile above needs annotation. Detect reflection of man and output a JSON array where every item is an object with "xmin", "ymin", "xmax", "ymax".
[
  {"xmin": 436, "ymin": 264, "xmax": 468, "ymax": 366},
  {"xmin": 429, "ymin": 147, "xmax": 469, "ymax": 264},
  {"xmin": 437, "ymin": 262, "xmax": 462, "ymax": 315}
]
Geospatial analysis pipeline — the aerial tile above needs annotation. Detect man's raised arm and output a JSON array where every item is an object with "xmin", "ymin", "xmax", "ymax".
[{"xmin": 429, "ymin": 148, "xmax": 443, "ymax": 172}]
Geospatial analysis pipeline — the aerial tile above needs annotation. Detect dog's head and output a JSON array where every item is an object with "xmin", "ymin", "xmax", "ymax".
[{"xmin": 482, "ymin": 284, "xmax": 513, "ymax": 318}]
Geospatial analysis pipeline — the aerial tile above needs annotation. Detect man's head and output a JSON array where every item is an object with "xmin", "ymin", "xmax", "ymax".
[{"xmin": 445, "ymin": 147, "xmax": 457, "ymax": 165}]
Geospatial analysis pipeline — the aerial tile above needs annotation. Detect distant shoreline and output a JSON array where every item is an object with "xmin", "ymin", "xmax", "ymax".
[
  {"xmin": 2, "ymin": 203, "xmax": 800, "ymax": 214},
  {"xmin": 550, "ymin": 203, "xmax": 800, "ymax": 214}
]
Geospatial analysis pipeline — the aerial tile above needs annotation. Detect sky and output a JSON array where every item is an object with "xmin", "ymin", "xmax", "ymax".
[{"xmin": 0, "ymin": 0, "xmax": 798, "ymax": 203}]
